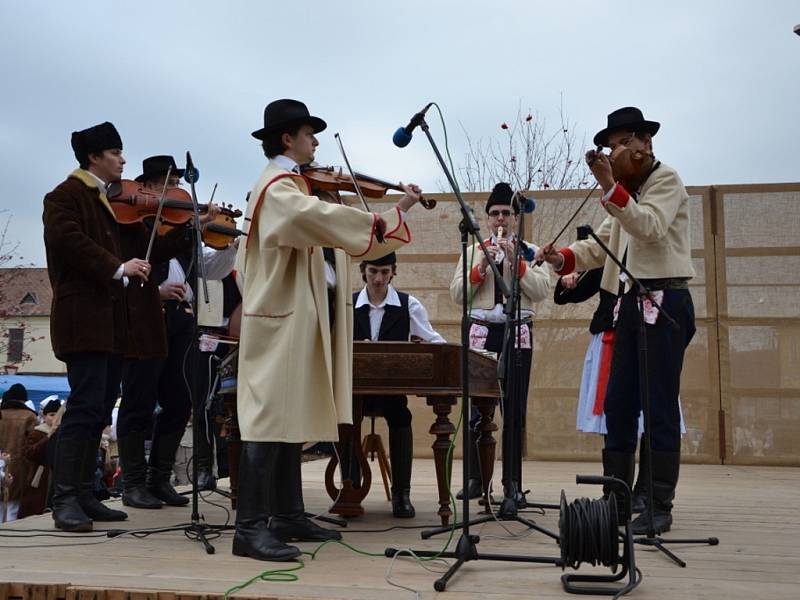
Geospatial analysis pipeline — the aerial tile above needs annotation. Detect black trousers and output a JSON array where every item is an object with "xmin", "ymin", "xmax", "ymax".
[
  {"xmin": 60, "ymin": 352, "xmax": 123, "ymax": 440},
  {"xmin": 469, "ymin": 322, "xmax": 533, "ymax": 429},
  {"xmin": 118, "ymin": 302, "xmax": 194, "ymax": 438},
  {"xmin": 363, "ymin": 395, "xmax": 412, "ymax": 428},
  {"xmin": 604, "ymin": 289, "xmax": 695, "ymax": 453}
]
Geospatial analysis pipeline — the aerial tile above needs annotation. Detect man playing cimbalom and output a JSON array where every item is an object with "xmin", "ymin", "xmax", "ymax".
[
  {"xmin": 353, "ymin": 252, "xmax": 446, "ymax": 518},
  {"xmin": 537, "ymin": 107, "xmax": 695, "ymax": 534},
  {"xmin": 450, "ymin": 183, "xmax": 551, "ymax": 501},
  {"xmin": 232, "ymin": 99, "xmax": 422, "ymax": 561}
]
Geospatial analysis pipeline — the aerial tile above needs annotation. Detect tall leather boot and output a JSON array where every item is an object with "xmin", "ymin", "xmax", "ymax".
[
  {"xmin": 602, "ymin": 448, "xmax": 635, "ymax": 522},
  {"xmin": 194, "ymin": 419, "xmax": 217, "ymax": 491},
  {"xmin": 632, "ymin": 450, "xmax": 680, "ymax": 535},
  {"xmin": 631, "ymin": 437, "xmax": 649, "ymax": 514},
  {"xmin": 232, "ymin": 441, "xmax": 300, "ymax": 561},
  {"xmin": 269, "ymin": 443, "xmax": 343, "ymax": 542},
  {"xmin": 147, "ymin": 430, "xmax": 189, "ymax": 506},
  {"xmin": 118, "ymin": 432, "xmax": 162, "ymax": 509},
  {"xmin": 51, "ymin": 435, "xmax": 93, "ymax": 532},
  {"xmin": 456, "ymin": 427, "xmax": 482, "ymax": 500},
  {"xmin": 389, "ymin": 425, "xmax": 415, "ymax": 518},
  {"xmin": 78, "ymin": 435, "xmax": 128, "ymax": 522}
]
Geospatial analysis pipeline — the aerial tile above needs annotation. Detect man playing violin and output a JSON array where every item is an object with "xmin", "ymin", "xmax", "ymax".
[
  {"xmin": 449, "ymin": 182, "xmax": 551, "ymax": 502},
  {"xmin": 537, "ymin": 107, "xmax": 695, "ymax": 534},
  {"xmin": 42, "ymin": 123, "xmax": 199, "ymax": 531},
  {"xmin": 231, "ymin": 99, "xmax": 422, "ymax": 561},
  {"xmin": 115, "ymin": 155, "xmax": 233, "ymax": 510}
]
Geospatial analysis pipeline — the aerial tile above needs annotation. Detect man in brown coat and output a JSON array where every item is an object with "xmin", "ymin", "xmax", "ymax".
[
  {"xmin": 0, "ymin": 384, "xmax": 38, "ymax": 521},
  {"xmin": 42, "ymin": 122, "xmax": 191, "ymax": 532}
]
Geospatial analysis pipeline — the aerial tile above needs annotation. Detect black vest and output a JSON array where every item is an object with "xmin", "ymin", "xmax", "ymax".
[{"xmin": 353, "ymin": 290, "xmax": 411, "ymax": 342}]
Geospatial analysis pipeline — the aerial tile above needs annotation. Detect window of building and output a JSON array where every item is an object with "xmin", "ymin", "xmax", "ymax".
[
  {"xmin": 6, "ymin": 328, "xmax": 24, "ymax": 363},
  {"xmin": 20, "ymin": 292, "xmax": 38, "ymax": 305}
]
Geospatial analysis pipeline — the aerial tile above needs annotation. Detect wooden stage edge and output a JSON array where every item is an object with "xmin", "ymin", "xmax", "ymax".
[{"xmin": 2, "ymin": 459, "xmax": 800, "ymax": 600}]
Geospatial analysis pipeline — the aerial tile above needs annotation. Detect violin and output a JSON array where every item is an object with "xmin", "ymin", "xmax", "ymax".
[
  {"xmin": 300, "ymin": 165, "xmax": 436, "ymax": 210},
  {"xmin": 156, "ymin": 205, "xmax": 244, "ymax": 249},
  {"xmin": 610, "ymin": 147, "xmax": 656, "ymax": 193},
  {"xmin": 107, "ymin": 179, "xmax": 197, "ymax": 225}
]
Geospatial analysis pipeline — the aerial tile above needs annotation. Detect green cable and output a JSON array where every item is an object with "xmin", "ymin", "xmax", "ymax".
[{"xmin": 223, "ymin": 559, "xmax": 305, "ymax": 597}]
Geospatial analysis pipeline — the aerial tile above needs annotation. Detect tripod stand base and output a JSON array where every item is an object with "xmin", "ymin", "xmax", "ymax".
[
  {"xmin": 420, "ymin": 512, "xmax": 559, "ymax": 542},
  {"xmin": 387, "ymin": 533, "xmax": 561, "ymax": 592},
  {"xmin": 634, "ymin": 535, "xmax": 719, "ymax": 567}
]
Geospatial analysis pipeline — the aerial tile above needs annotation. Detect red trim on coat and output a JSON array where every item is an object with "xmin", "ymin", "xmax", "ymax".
[
  {"xmin": 245, "ymin": 172, "xmax": 308, "ymax": 250},
  {"xmin": 470, "ymin": 264, "xmax": 486, "ymax": 285},
  {"xmin": 592, "ymin": 330, "xmax": 616, "ymax": 415},
  {"xmin": 604, "ymin": 183, "xmax": 630, "ymax": 209},
  {"xmin": 517, "ymin": 259, "xmax": 527, "ymax": 277},
  {"xmin": 385, "ymin": 206, "xmax": 412, "ymax": 243},
  {"xmin": 555, "ymin": 247, "xmax": 576, "ymax": 275},
  {"xmin": 350, "ymin": 213, "xmax": 381, "ymax": 258}
]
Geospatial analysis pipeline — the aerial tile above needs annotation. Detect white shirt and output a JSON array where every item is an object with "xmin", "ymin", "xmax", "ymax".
[
  {"xmin": 161, "ymin": 244, "xmax": 238, "ymax": 302},
  {"xmin": 355, "ymin": 284, "xmax": 446, "ymax": 343}
]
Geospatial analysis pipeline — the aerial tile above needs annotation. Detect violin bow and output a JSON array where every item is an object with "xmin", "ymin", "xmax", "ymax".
[
  {"xmin": 138, "ymin": 165, "xmax": 175, "ymax": 287},
  {"xmin": 333, "ymin": 133, "xmax": 371, "ymax": 213},
  {"xmin": 334, "ymin": 132, "xmax": 385, "ymax": 243},
  {"xmin": 533, "ymin": 181, "xmax": 599, "ymax": 266}
]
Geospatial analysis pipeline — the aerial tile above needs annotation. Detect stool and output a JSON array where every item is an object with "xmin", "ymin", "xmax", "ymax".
[{"xmin": 362, "ymin": 412, "xmax": 392, "ymax": 501}]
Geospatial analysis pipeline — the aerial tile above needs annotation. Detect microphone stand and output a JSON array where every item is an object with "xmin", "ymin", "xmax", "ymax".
[
  {"xmin": 576, "ymin": 224, "xmax": 718, "ymax": 567},
  {"xmin": 385, "ymin": 115, "xmax": 561, "ymax": 592}
]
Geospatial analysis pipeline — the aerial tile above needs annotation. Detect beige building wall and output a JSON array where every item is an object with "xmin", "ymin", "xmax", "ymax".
[{"xmin": 2, "ymin": 316, "xmax": 65, "ymax": 374}]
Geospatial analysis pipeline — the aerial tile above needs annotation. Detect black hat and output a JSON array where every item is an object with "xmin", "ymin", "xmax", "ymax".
[
  {"xmin": 2, "ymin": 383, "xmax": 27, "ymax": 403},
  {"xmin": 361, "ymin": 252, "xmax": 397, "ymax": 267},
  {"xmin": 251, "ymin": 99, "xmax": 327, "ymax": 140},
  {"xmin": 593, "ymin": 107, "xmax": 660, "ymax": 147},
  {"xmin": 42, "ymin": 399, "xmax": 62, "ymax": 415},
  {"xmin": 71, "ymin": 121, "xmax": 123, "ymax": 164},
  {"xmin": 485, "ymin": 182, "xmax": 518, "ymax": 214},
  {"xmin": 135, "ymin": 155, "xmax": 185, "ymax": 183}
]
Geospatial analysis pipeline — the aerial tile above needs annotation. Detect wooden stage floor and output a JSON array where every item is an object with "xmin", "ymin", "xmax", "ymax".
[{"xmin": 2, "ymin": 459, "xmax": 799, "ymax": 600}]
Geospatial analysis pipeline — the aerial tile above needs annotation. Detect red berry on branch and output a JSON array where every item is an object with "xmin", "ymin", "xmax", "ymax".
[{"xmin": 501, "ymin": 123, "xmax": 508, "ymax": 130}]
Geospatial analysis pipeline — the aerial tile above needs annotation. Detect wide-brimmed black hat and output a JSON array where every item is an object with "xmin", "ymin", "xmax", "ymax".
[
  {"xmin": 71, "ymin": 121, "xmax": 123, "ymax": 164},
  {"xmin": 485, "ymin": 182, "xmax": 519, "ymax": 214},
  {"xmin": 593, "ymin": 107, "xmax": 660, "ymax": 147},
  {"xmin": 361, "ymin": 252, "xmax": 397, "ymax": 267},
  {"xmin": 135, "ymin": 155, "xmax": 185, "ymax": 182},
  {"xmin": 251, "ymin": 99, "xmax": 327, "ymax": 140}
]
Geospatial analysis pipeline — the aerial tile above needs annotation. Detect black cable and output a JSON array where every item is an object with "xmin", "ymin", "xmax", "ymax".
[{"xmin": 559, "ymin": 491, "xmax": 620, "ymax": 571}]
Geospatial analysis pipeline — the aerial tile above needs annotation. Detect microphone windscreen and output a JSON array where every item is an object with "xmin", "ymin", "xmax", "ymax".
[
  {"xmin": 523, "ymin": 196, "xmax": 536, "ymax": 213},
  {"xmin": 184, "ymin": 167, "xmax": 200, "ymax": 184},
  {"xmin": 392, "ymin": 127, "xmax": 412, "ymax": 148},
  {"xmin": 522, "ymin": 243, "xmax": 536, "ymax": 262}
]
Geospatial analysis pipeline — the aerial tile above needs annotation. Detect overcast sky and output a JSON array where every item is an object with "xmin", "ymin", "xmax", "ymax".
[{"xmin": 1, "ymin": 0, "xmax": 798, "ymax": 267}]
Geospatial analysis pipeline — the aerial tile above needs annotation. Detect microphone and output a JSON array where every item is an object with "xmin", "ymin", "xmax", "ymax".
[
  {"xmin": 519, "ymin": 241, "xmax": 536, "ymax": 262},
  {"xmin": 392, "ymin": 102, "xmax": 433, "ymax": 148},
  {"xmin": 184, "ymin": 151, "xmax": 200, "ymax": 184},
  {"xmin": 513, "ymin": 192, "xmax": 536, "ymax": 214}
]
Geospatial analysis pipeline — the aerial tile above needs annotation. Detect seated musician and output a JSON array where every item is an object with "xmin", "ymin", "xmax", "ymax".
[
  {"xmin": 449, "ymin": 183, "xmax": 551, "ymax": 501},
  {"xmin": 352, "ymin": 252, "xmax": 446, "ymax": 518},
  {"xmin": 232, "ymin": 99, "xmax": 422, "ymax": 562}
]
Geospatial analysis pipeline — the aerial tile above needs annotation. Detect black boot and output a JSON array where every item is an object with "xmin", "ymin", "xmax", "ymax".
[
  {"xmin": 602, "ymin": 448, "xmax": 635, "ymax": 522},
  {"xmin": 194, "ymin": 422, "xmax": 217, "ymax": 491},
  {"xmin": 51, "ymin": 435, "xmax": 93, "ymax": 532},
  {"xmin": 195, "ymin": 455, "xmax": 217, "ymax": 492},
  {"xmin": 147, "ymin": 431, "xmax": 189, "ymax": 506},
  {"xmin": 269, "ymin": 443, "xmax": 342, "ymax": 542},
  {"xmin": 78, "ymin": 436, "xmax": 128, "ymax": 522},
  {"xmin": 632, "ymin": 450, "xmax": 680, "ymax": 535},
  {"xmin": 232, "ymin": 442, "xmax": 300, "ymax": 561},
  {"xmin": 631, "ymin": 438, "xmax": 649, "ymax": 514},
  {"xmin": 389, "ymin": 425, "xmax": 415, "ymax": 518},
  {"xmin": 118, "ymin": 432, "xmax": 162, "ymax": 509},
  {"xmin": 456, "ymin": 428, "xmax": 483, "ymax": 500}
]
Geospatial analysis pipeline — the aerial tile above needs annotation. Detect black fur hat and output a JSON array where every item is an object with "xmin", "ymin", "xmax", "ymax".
[
  {"xmin": 485, "ymin": 182, "xmax": 517, "ymax": 214},
  {"xmin": 70, "ymin": 121, "xmax": 122, "ymax": 165}
]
